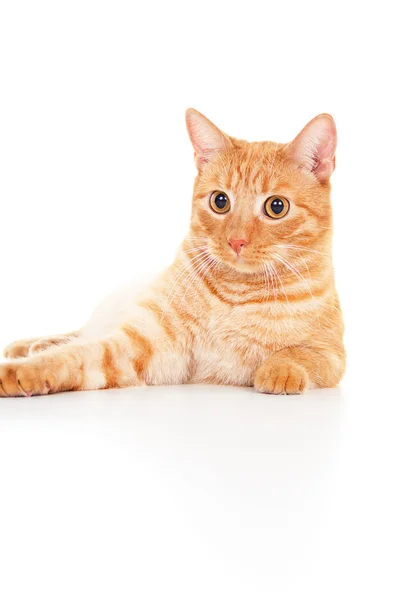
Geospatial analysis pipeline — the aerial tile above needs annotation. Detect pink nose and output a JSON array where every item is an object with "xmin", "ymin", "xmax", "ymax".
[{"xmin": 228, "ymin": 238, "xmax": 248, "ymax": 255}]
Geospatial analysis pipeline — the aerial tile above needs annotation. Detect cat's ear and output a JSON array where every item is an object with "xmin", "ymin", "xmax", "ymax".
[
  {"xmin": 186, "ymin": 108, "xmax": 232, "ymax": 169},
  {"xmin": 285, "ymin": 114, "xmax": 337, "ymax": 182}
]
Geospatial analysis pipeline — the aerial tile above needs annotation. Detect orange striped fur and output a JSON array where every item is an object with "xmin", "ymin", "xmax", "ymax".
[{"xmin": 0, "ymin": 109, "xmax": 345, "ymax": 397}]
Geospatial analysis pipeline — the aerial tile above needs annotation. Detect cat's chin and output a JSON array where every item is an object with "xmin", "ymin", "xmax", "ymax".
[{"xmin": 221, "ymin": 256, "xmax": 264, "ymax": 275}]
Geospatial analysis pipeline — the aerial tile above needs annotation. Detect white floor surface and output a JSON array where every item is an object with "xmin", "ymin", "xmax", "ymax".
[{"xmin": 1, "ymin": 381, "xmax": 400, "ymax": 599}]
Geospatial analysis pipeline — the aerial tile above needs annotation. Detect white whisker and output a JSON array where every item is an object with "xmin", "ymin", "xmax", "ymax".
[
  {"xmin": 160, "ymin": 251, "xmax": 211, "ymax": 322},
  {"xmin": 275, "ymin": 244, "xmax": 330, "ymax": 258},
  {"xmin": 272, "ymin": 252, "xmax": 321, "ymax": 326}
]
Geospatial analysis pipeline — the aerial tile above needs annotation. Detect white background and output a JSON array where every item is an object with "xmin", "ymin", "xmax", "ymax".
[{"xmin": 0, "ymin": 1, "xmax": 400, "ymax": 599}]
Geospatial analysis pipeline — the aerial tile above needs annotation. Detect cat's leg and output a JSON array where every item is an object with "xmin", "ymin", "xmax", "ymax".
[
  {"xmin": 3, "ymin": 331, "xmax": 80, "ymax": 359},
  {"xmin": 0, "ymin": 326, "xmax": 154, "ymax": 397},
  {"xmin": 254, "ymin": 345, "xmax": 346, "ymax": 395}
]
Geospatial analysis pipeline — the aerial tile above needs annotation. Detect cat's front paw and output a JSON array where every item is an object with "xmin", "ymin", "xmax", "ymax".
[
  {"xmin": 0, "ymin": 362, "xmax": 51, "ymax": 397},
  {"xmin": 254, "ymin": 358, "xmax": 308, "ymax": 395},
  {"xmin": 3, "ymin": 340, "xmax": 32, "ymax": 359}
]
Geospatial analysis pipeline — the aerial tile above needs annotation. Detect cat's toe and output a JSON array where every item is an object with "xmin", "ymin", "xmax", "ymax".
[{"xmin": 3, "ymin": 341, "xmax": 31, "ymax": 359}]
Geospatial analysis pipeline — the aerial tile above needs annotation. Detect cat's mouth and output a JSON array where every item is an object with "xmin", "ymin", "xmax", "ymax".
[
  {"xmin": 220, "ymin": 253, "xmax": 264, "ymax": 274},
  {"xmin": 201, "ymin": 243, "xmax": 265, "ymax": 275}
]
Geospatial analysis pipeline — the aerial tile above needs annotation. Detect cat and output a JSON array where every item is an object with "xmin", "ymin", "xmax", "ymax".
[{"xmin": 0, "ymin": 109, "xmax": 345, "ymax": 397}]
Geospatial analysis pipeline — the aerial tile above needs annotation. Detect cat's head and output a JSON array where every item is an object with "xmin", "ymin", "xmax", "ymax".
[{"xmin": 185, "ymin": 109, "xmax": 336, "ymax": 275}]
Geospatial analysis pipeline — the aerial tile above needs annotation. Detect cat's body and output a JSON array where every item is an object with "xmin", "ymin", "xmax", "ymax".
[{"xmin": 0, "ymin": 110, "xmax": 345, "ymax": 397}]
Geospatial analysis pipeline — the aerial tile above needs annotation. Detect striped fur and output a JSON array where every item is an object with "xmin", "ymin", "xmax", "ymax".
[{"xmin": 0, "ymin": 110, "xmax": 345, "ymax": 397}]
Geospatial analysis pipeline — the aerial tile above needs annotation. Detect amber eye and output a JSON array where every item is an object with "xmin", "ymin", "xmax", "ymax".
[
  {"xmin": 264, "ymin": 195, "xmax": 290, "ymax": 219},
  {"xmin": 210, "ymin": 191, "xmax": 231, "ymax": 214}
]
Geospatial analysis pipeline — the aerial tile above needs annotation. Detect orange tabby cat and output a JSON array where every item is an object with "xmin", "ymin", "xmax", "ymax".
[{"xmin": 0, "ymin": 109, "xmax": 345, "ymax": 397}]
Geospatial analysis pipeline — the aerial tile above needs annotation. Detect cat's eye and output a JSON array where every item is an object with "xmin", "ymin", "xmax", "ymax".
[
  {"xmin": 210, "ymin": 191, "xmax": 231, "ymax": 214},
  {"xmin": 264, "ymin": 195, "xmax": 290, "ymax": 219}
]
